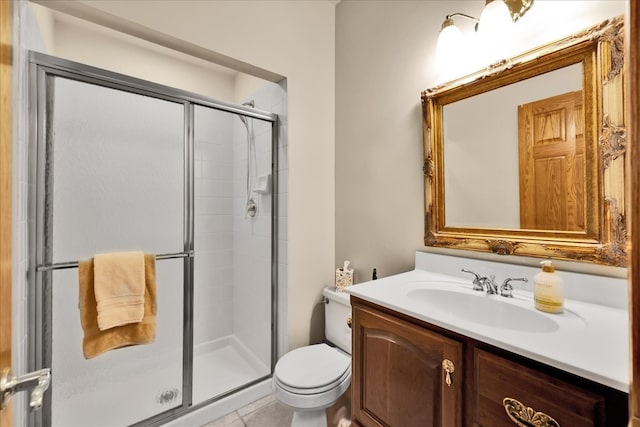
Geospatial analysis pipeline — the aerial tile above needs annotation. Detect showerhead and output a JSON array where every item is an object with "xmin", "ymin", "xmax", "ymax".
[{"xmin": 239, "ymin": 100, "xmax": 255, "ymax": 126}]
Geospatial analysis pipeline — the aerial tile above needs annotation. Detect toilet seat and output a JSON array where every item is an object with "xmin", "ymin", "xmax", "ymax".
[
  {"xmin": 274, "ymin": 366, "xmax": 350, "ymax": 395},
  {"xmin": 272, "ymin": 343, "xmax": 352, "ymax": 411},
  {"xmin": 274, "ymin": 344, "xmax": 351, "ymax": 395}
]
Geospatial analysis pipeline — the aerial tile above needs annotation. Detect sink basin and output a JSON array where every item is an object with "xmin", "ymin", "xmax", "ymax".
[{"xmin": 406, "ymin": 288, "xmax": 562, "ymax": 333}]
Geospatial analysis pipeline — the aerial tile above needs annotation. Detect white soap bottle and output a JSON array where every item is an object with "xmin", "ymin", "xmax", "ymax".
[{"xmin": 533, "ymin": 260, "xmax": 564, "ymax": 313}]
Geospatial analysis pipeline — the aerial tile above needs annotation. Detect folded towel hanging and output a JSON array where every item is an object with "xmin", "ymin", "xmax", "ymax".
[
  {"xmin": 94, "ymin": 251, "xmax": 146, "ymax": 331},
  {"xmin": 78, "ymin": 254, "xmax": 157, "ymax": 359}
]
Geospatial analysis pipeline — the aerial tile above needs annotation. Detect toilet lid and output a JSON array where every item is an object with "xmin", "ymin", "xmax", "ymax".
[{"xmin": 274, "ymin": 343, "xmax": 351, "ymax": 390}]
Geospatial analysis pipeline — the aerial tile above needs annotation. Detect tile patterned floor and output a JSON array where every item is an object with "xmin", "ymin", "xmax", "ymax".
[
  {"xmin": 202, "ymin": 388, "xmax": 351, "ymax": 427},
  {"xmin": 201, "ymin": 394, "xmax": 293, "ymax": 427}
]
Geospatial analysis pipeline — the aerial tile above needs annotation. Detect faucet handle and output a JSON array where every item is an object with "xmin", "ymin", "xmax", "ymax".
[
  {"xmin": 500, "ymin": 277, "xmax": 528, "ymax": 298},
  {"xmin": 461, "ymin": 269, "xmax": 484, "ymax": 291}
]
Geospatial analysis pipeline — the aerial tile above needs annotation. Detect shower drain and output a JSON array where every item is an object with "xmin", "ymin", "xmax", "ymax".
[{"xmin": 156, "ymin": 388, "xmax": 180, "ymax": 404}]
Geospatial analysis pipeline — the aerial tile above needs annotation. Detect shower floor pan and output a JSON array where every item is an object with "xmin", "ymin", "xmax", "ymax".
[{"xmin": 51, "ymin": 335, "xmax": 269, "ymax": 427}]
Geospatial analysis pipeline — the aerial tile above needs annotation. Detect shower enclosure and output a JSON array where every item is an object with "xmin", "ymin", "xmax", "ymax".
[{"xmin": 27, "ymin": 52, "xmax": 278, "ymax": 427}]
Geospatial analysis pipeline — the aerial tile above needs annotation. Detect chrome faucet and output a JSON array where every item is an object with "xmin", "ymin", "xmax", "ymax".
[
  {"xmin": 499, "ymin": 277, "xmax": 528, "ymax": 298},
  {"xmin": 461, "ymin": 269, "xmax": 498, "ymax": 294},
  {"xmin": 481, "ymin": 275, "xmax": 498, "ymax": 294}
]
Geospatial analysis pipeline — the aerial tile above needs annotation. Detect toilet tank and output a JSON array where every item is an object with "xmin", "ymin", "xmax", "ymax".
[{"xmin": 323, "ymin": 287, "xmax": 352, "ymax": 354}]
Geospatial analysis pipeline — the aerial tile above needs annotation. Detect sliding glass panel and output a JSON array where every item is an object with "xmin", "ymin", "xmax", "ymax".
[
  {"xmin": 47, "ymin": 77, "xmax": 184, "ymax": 426},
  {"xmin": 191, "ymin": 105, "xmax": 272, "ymax": 405},
  {"xmin": 49, "ymin": 77, "xmax": 184, "ymax": 261}
]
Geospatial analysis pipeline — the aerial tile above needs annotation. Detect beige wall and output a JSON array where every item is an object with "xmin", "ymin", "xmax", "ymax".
[
  {"xmin": 45, "ymin": 12, "xmax": 237, "ymax": 102},
  {"xmin": 44, "ymin": 7, "xmax": 284, "ymax": 105},
  {"xmin": 335, "ymin": 0, "xmax": 628, "ymax": 281},
  {"xmin": 36, "ymin": 0, "xmax": 336, "ymax": 350}
]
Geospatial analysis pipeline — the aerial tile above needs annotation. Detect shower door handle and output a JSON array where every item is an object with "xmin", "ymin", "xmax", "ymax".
[{"xmin": 0, "ymin": 368, "xmax": 51, "ymax": 411}]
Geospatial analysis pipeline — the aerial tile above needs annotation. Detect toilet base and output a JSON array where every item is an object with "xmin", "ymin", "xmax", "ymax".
[{"xmin": 290, "ymin": 409, "xmax": 327, "ymax": 427}]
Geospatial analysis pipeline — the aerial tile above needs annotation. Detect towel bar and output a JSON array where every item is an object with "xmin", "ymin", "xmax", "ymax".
[{"xmin": 35, "ymin": 251, "xmax": 194, "ymax": 272}]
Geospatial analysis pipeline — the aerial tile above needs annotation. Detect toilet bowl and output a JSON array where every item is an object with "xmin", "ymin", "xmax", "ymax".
[{"xmin": 272, "ymin": 287, "xmax": 352, "ymax": 427}]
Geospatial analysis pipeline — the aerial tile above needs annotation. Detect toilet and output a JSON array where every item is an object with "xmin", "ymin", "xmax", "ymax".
[{"xmin": 272, "ymin": 287, "xmax": 352, "ymax": 427}]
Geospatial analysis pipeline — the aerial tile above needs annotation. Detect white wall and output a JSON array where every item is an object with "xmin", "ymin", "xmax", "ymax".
[
  {"xmin": 35, "ymin": 0, "xmax": 335, "ymax": 349},
  {"xmin": 335, "ymin": 0, "xmax": 628, "ymax": 281}
]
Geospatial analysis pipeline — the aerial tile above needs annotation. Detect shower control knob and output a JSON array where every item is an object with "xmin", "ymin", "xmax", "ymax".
[{"xmin": 246, "ymin": 199, "xmax": 257, "ymax": 218}]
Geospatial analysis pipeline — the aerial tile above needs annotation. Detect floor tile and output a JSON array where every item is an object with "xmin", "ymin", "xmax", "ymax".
[
  {"xmin": 236, "ymin": 394, "xmax": 277, "ymax": 418},
  {"xmin": 202, "ymin": 411, "xmax": 245, "ymax": 427},
  {"xmin": 242, "ymin": 400, "xmax": 293, "ymax": 427}
]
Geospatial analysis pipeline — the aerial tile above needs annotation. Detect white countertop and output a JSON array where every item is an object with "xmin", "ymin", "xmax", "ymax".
[{"xmin": 347, "ymin": 263, "xmax": 629, "ymax": 393}]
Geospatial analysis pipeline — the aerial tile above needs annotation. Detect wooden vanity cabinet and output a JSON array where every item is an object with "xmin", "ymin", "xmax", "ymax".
[
  {"xmin": 351, "ymin": 297, "xmax": 628, "ymax": 427},
  {"xmin": 351, "ymin": 301, "xmax": 463, "ymax": 427}
]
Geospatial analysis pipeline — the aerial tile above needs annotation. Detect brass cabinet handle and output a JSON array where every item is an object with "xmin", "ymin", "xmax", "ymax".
[
  {"xmin": 503, "ymin": 397, "xmax": 560, "ymax": 427},
  {"xmin": 442, "ymin": 359, "xmax": 455, "ymax": 386},
  {"xmin": 346, "ymin": 316, "xmax": 352, "ymax": 328}
]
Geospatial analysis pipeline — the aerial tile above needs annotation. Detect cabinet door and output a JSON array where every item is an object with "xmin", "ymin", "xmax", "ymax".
[
  {"xmin": 473, "ymin": 349, "xmax": 605, "ymax": 427},
  {"xmin": 352, "ymin": 303, "xmax": 463, "ymax": 427}
]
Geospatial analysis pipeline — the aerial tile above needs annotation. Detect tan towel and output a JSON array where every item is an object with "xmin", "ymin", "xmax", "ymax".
[
  {"xmin": 94, "ymin": 251, "xmax": 146, "ymax": 330},
  {"xmin": 79, "ymin": 254, "xmax": 157, "ymax": 359}
]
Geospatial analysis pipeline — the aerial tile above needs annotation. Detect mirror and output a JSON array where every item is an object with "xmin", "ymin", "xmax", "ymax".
[{"xmin": 421, "ymin": 17, "xmax": 626, "ymax": 266}]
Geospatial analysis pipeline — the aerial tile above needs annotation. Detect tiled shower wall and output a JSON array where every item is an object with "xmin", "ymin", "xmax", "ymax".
[
  {"xmin": 234, "ymin": 82, "xmax": 288, "ymax": 363},
  {"xmin": 193, "ymin": 107, "xmax": 235, "ymax": 345},
  {"xmin": 193, "ymin": 80, "xmax": 288, "ymax": 365}
]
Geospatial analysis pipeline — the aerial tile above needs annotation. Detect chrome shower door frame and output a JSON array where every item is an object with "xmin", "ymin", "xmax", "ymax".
[{"xmin": 27, "ymin": 52, "xmax": 279, "ymax": 427}]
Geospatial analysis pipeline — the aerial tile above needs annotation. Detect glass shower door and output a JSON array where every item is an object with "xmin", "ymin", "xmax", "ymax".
[
  {"xmin": 30, "ymin": 53, "xmax": 279, "ymax": 427},
  {"xmin": 43, "ymin": 76, "xmax": 186, "ymax": 426},
  {"xmin": 191, "ymin": 105, "xmax": 273, "ymax": 405}
]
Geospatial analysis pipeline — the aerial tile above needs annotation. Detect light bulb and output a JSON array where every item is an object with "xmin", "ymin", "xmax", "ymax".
[
  {"xmin": 478, "ymin": 0, "xmax": 514, "ymax": 64},
  {"xmin": 479, "ymin": 0, "xmax": 512, "ymax": 33},
  {"xmin": 436, "ymin": 22, "xmax": 462, "ymax": 59},
  {"xmin": 436, "ymin": 19, "xmax": 464, "ymax": 80}
]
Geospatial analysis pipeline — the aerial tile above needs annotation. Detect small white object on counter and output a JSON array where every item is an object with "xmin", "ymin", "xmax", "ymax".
[
  {"xmin": 346, "ymin": 251, "xmax": 629, "ymax": 392},
  {"xmin": 335, "ymin": 260, "xmax": 354, "ymax": 292}
]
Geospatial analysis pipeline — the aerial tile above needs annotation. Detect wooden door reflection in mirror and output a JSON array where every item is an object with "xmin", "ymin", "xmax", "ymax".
[{"xmin": 518, "ymin": 90, "xmax": 585, "ymax": 231}]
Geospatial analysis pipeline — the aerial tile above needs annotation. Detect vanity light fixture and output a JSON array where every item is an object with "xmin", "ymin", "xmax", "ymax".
[
  {"xmin": 436, "ymin": 0, "xmax": 534, "ymax": 57},
  {"xmin": 500, "ymin": 0, "xmax": 535, "ymax": 22}
]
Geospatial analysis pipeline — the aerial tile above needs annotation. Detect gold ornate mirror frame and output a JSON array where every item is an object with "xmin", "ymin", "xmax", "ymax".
[{"xmin": 421, "ymin": 17, "xmax": 626, "ymax": 266}]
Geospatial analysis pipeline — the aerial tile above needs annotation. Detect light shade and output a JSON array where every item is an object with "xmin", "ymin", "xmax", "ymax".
[
  {"xmin": 477, "ymin": 0, "xmax": 514, "ymax": 63},
  {"xmin": 436, "ymin": 19, "xmax": 463, "ymax": 67},
  {"xmin": 478, "ymin": 0, "xmax": 513, "ymax": 36},
  {"xmin": 436, "ymin": 18, "xmax": 463, "ymax": 58}
]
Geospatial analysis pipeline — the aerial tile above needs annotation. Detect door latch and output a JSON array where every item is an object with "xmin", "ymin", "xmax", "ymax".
[{"xmin": 1, "ymin": 368, "xmax": 51, "ymax": 410}]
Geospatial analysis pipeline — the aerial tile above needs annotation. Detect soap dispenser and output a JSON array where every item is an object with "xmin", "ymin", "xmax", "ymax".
[{"xmin": 533, "ymin": 260, "xmax": 564, "ymax": 313}]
